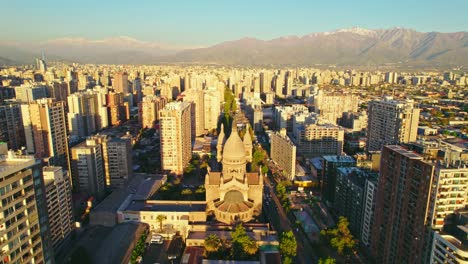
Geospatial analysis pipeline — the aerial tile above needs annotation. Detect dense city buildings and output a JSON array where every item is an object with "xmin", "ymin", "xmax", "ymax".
[
  {"xmin": 159, "ymin": 101, "xmax": 192, "ymax": 175},
  {"xmin": 0, "ymin": 101, "xmax": 26, "ymax": 150},
  {"xmin": 138, "ymin": 95, "xmax": 167, "ymax": 129},
  {"xmin": 294, "ymin": 123, "xmax": 345, "ymax": 158},
  {"xmin": 367, "ymin": 97, "xmax": 420, "ymax": 151},
  {"xmin": 270, "ymin": 129, "xmax": 296, "ymax": 180},
  {"xmin": 310, "ymin": 89, "xmax": 359, "ymax": 125},
  {"xmin": 67, "ymin": 90, "xmax": 108, "ymax": 137},
  {"xmin": 21, "ymin": 98, "xmax": 70, "ymax": 171},
  {"xmin": 182, "ymin": 89, "xmax": 205, "ymax": 136}
]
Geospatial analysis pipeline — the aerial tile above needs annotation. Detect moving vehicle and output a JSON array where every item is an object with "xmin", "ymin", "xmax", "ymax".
[{"xmin": 151, "ymin": 234, "xmax": 163, "ymax": 244}]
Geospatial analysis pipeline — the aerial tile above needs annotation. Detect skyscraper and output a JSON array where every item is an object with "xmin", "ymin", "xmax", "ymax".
[
  {"xmin": 159, "ymin": 101, "xmax": 192, "ymax": 175},
  {"xmin": 203, "ymin": 87, "xmax": 221, "ymax": 131},
  {"xmin": 0, "ymin": 101, "xmax": 26, "ymax": 150},
  {"xmin": 113, "ymin": 72, "xmax": 129, "ymax": 94},
  {"xmin": 21, "ymin": 98, "xmax": 70, "ymax": 171},
  {"xmin": 70, "ymin": 138, "xmax": 106, "ymax": 199},
  {"xmin": 270, "ymin": 129, "xmax": 296, "ymax": 180},
  {"xmin": 67, "ymin": 91, "xmax": 109, "ymax": 138},
  {"xmin": 42, "ymin": 167, "xmax": 74, "ymax": 252},
  {"xmin": 371, "ymin": 145, "xmax": 434, "ymax": 264},
  {"xmin": 182, "ymin": 89, "xmax": 205, "ymax": 136},
  {"xmin": 367, "ymin": 97, "xmax": 420, "ymax": 151},
  {"xmin": 106, "ymin": 135, "xmax": 133, "ymax": 189},
  {"xmin": 0, "ymin": 147, "xmax": 53, "ymax": 264},
  {"xmin": 138, "ymin": 95, "xmax": 167, "ymax": 129}
]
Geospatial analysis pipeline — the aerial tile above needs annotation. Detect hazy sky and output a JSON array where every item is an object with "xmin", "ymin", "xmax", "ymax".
[{"xmin": 4, "ymin": 0, "xmax": 468, "ymax": 46}]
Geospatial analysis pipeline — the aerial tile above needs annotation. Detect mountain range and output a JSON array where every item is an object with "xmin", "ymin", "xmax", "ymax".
[{"xmin": 1, "ymin": 27, "xmax": 467, "ymax": 67}]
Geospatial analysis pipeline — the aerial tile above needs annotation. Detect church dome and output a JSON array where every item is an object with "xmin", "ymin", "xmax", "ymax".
[{"xmin": 223, "ymin": 130, "xmax": 246, "ymax": 163}]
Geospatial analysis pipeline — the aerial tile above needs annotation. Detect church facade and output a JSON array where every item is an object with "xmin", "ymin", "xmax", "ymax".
[{"xmin": 205, "ymin": 124, "xmax": 263, "ymax": 224}]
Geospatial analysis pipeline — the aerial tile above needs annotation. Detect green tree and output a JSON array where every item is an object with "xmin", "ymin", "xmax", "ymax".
[
  {"xmin": 279, "ymin": 231, "xmax": 297, "ymax": 261},
  {"xmin": 231, "ymin": 224, "xmax": 258, "ymax": 260},
  {"xmin": 156, "ymin": 214, "xmax": 166, "ymax": 232},
  {"xmin": 320, "ymin": 216, "xmax": 356, "ymax": 255},
  {"xmin": 318, "ymin": 257, "xmax": 337, "ymax": 264},
  {"xmin": 204, "ymin": 234, "xmax": 222, "ymax": 253}
]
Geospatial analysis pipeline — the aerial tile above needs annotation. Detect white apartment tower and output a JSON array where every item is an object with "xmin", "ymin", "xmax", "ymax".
[{"xmin": 159, "ymin": 102, "xmax": 192, "ymax": 175}]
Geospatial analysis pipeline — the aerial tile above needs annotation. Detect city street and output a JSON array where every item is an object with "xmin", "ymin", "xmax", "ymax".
[{"xmin": 264, "ymin": 176, "xmax": 318, "ymax": 264}]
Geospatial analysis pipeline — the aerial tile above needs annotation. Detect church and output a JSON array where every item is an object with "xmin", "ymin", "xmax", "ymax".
[{"xmin": 205, "ymin": 124, "xmax": 264, "ymax": 224}]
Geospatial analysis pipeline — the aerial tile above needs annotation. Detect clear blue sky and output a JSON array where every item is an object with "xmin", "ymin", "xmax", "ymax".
[{"xmin": 4, "ymin": 0, "xmax": 467, "ymax": 46}]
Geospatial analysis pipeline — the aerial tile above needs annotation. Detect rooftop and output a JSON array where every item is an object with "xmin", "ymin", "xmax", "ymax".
[
  {"xmin": 322, "ymin": 155, "xmax": 355, "ymax": 163},
  {"xmin": 0, "ymin": 153, "xmax": 38, "ymax": 178},
  {"xmin": 125, "ymin": 200, "xmax": 206, "ymax": 212}
]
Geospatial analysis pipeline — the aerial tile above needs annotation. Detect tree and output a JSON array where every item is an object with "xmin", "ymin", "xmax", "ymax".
[
  {"xmin": 279, "ymin": 231, "xmax": 297, "ymax": 261},
  {"xmin": 231, "ymin": 224, "xmax": 258, "ymax": 260},
  {"xmin": 318, "ymin": 257, "xmax": 337, "ymax": 264},
  {"xmin": 320, "ymin": 216, "xmax": 356, "ymax": 255},
  {"xmin": 156, "ymin": 214, "xmax": 166, "ymax": 232},
  {"xmin": 204, "ymin": 234, "xmax": 222, "ymax": 253}
]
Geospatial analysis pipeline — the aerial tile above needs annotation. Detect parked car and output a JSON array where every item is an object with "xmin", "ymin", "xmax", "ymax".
[{"xmin": 151, "ymin": 234, "xmax": 163, "ymax": 244}]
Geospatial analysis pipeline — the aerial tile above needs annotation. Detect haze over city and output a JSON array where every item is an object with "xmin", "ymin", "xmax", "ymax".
[{"xmin": 0, "ymin": 1, "xmax": 467, "ymax": 264}]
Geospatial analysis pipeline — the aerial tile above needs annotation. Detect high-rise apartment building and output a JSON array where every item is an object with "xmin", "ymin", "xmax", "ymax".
[
  {"xmin": 159, "ymin": 102, "xmax": 192, "ymax": 175},
  {"xmin": 294, "ymin": 123, "xmax": 344, "ymax": 158},
  {"xmin": 367, "ymin": 97, "xmax": 420, "ymax": 151},
  {"xmin": 0, "ymin": 101, "xmax": 26, "ymax": 150},
  {"xmin": 429, "ymin": 210, "xmax": 467, "ymax": 264},
  {"xmin": 371, "ymin": 145, "xmax": 435, "ymax": 264},
  {"xmin": 70, "ymin": 138, "xmax": 105, "ymax": 199},
  {"xmin": 42, "ymin": 167, "xmax": 74, "ymax": 252},
  {"xmin": 182, "ymin": 89, "xmax": 205, "ymax": 136},
  {"xmin": 138, "ymin": 95, "xmax": 167, "ymax": 129},
  {"xmin": 106, "ymin": 92, "xmax": 129, "ymax": 126},
  {"xmin": 113, "ymin": 72, "xmax": 129, "ymax": 94},
  {"xmin": 67, "ymin": 91, "xmax": 109, "ymax": 138},
  {"xmin": 21, "ymin": 98, "xmax": 70, "ymax": 171},
  {"xmin": 203, "ymin": 88, "xmax": 221, "ymax": 131},
  {"xmin": 270, "ymin": 129, "xmax": 296, "ymax": 180},
  {"xmin": 321, "ymin": 155, "xmax": 356, "ymax": 205},
  {"xmin": 0, "ymin": 148, "xmax": 53, "ymax": 264},
  {"xmin": 106, "ymin": 135, "xmax": 133, "ymax": 189}
]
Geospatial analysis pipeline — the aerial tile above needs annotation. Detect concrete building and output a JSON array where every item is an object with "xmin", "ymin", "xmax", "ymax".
[
  {"xmin": 106, "ymin": 135, "xmax": 133, "ymax": 189},
  {"xmin": 371, "ymin": 145, "xmax": 435, "ymax": 264},
  {"xmin": 310, "ymin": 90, "xmax": 359, "ymax": 124},
  {"xmin": 70, "ymin": 138, "xmax": 106, "ymax": 199},
  {"xmin": 430, "ymin": 211, "xmax": 468, "ymax": 264},
  {"xmin": 334, "ymin": 167, "xmax": 377, "ymax": 243},
  {"xmin": 361, "ymin": 175, "xmax": 378, "ymax": 248},
  {"xmin": 321, "ymin": 155, "xmax": 356, "ymax": 205},
  {"xmin": 67, "ymin": 91, "xmax": 109, "ymax": 138},
  {"xmin": 106, "ymin": 92, "xmax": 129, "ymax": 126},
  {"xmin": 339, "ymin": 111, "xmax": 368, "ymax": 132},
  {"xmin": 183, "ymin": 89, "xmax": 205, "ymax": 136},
  {"xmin": 0, "ymin": 148, "xmax": 53, "ymax": 264},
  {"xmin": 21, "ymin": 98, "xmax": 70, "ymax": 171},
  {"xmin": 42, "ymin": 167, "xmax": 74, "ymax": 252},
  {"xmin": 159, "ymin": 102, "xmax": 192, "ymax": 175},
  {"xmin": 270, "ymin": 129, "xmax": 296, "ymax": 180},
  {"xmin": 113, "ymin": 72, "xmax": 129, "ymax": 94},
  {"xmin": 294, "ymin": 123, "xmax": 344, "ymax": 158},
  {"xmin": 14, "ymin": 84, "xmax": 48, "ymax": 103},
  {"xmin": 206, "ymin": 125, "xmax": 263, "ymax": 224},
  {"xmin": 367, "ymin": 97, "xmax": 420, "ymax": 151},
  {"xmin": 203, "ymin": 88, "xmax": 221, "ymax": 131},
  {"xmin": 0, "ymin": 101, "xmax": 26, "ymax": 150},
  {"xmin": 138, "ymin": 95, "xmax": 167, "ymax": 129}
]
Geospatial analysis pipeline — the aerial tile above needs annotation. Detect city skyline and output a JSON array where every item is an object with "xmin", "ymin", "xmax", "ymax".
[{"xmin": 3, "ymin": 0, "xmax": 468, "ymax": 46}]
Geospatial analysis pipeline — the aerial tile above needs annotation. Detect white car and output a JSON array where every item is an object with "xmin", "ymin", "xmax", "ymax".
[{"xmin": 151, "ymin": 235, "xmax": 163, "ymax": 244}]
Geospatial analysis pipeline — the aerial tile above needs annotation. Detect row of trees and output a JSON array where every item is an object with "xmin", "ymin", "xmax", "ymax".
[
  {"xmin": 130, "ymin": 232, "xmax": 147, "ymax": 264},
  {"xmin": 276, "ymin": 181, "xmax": 292, "ymax": 213},
  {"xmin": 279, "ymin": 231, "xmax": 297, "ymax": 264},
  {"xmin": 157, "ymin": 183, "xmax": 205, "ymax": 201}
]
